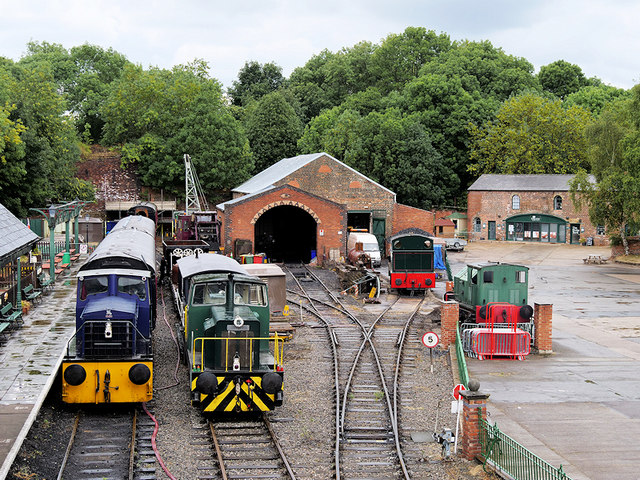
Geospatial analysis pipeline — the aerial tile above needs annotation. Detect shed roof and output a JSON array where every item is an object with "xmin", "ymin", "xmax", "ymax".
[
  {"xmin": 232, "ymin": 152, "xmax": 394, "ymax": 196},
  {"xmin": 0, "ymin": 203, "xmax": 40, "ymax": 265},
  {"xmin": 468, "ymin": 174, "xmax": 592, "ymax": 191},
  {"xmin": 435, "ymin": 218, "xmax": 455, "ymax": 227}
]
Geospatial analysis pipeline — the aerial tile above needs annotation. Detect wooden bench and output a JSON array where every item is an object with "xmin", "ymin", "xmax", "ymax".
[
  {"xmin": 0, "ymin": 321, "xmax": 11, "ymax": 343},
  {"xmin": 583, "ymin": 255, "xmax": 607, "ymax": 264},
  {"xmin": 70, "ymin": 254, "xmax": 80, "ymax": 262},
  {"xmin": 1, "ymin": 302, "xmax": 23, "ymax": 327},
  {"xmin": 23, "ymin": 284, "xmax": 42, "ymax": 304},
  {"xmin": 38, "ymin": 273, "xmax": 54, "ymax": 293}
]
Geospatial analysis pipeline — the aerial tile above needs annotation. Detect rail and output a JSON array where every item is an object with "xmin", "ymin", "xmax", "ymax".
[
  {"xmin": 191, "ymin": 334, "xmax": 286, "ymax": 372},
  {"xmin": 479, "ymin": 414, "xmax": 572, "ymax": 480},
  {"xmin": 455, "ymin": 322, "xmax": 469, "ymax": 387}
]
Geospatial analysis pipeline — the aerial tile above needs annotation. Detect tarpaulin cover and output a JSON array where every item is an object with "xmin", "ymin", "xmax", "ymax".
[{"xmin": 434, "ymin": 245, "xmax": 446, "ymax": 270}]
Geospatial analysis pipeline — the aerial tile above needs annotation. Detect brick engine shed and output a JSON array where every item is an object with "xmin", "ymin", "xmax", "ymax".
[{"xmin": 217, "ymin": 153, "xmax": 435, "ymax": 264}]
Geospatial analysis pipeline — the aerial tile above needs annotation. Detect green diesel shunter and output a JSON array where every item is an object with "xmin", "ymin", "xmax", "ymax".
[
  {"xmin": 172, "ymin": 253, "xmax": 284, "ymax": 413},
  {"xmin": 452, "ymin": 262, "xmax": 533, "ymax": 323}
]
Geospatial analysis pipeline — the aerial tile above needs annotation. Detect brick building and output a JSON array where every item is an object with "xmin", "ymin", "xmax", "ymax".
[
  {"xmin": 467, "ymin": 174, "xmax": 606, "ymax": 245},
  {"xmin": 217, "ymin": 153, "xmax": 435, "ymax": 263}
]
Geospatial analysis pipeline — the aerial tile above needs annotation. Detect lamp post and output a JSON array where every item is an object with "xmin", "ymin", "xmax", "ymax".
[
  {"xmin": 48, "ymin": 205, "xmax": 56, "ymax": 282},
  {"xmin": 85, "ymin": 215, "xmax": 90, "ymax": 245}
]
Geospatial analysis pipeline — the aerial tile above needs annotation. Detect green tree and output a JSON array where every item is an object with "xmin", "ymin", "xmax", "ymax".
[
  {"xmin": 570, "ymin": 90, "xmax": 640, "ymax": 255},
  {"xmin": 288, "ymin": 42, "xmax": 378, "ymax": 123},
  {"xmin": 468, "ymin": 93, "xmax": 592, "ymax": 175},
  {"xmin": 299, "ymin": 107, "xmax": 455, "ymax": 208},
  {"xmin": 228, "ymin": 61, "xmax": 285, "ymax": 107},
  {"xmin": 20, "ymin": 41, "xmax": 131, "ymax": 143},
  {"xmin": 538, "ymin": 60, "xmax": 589, "ymax": 99},
  {"xmin": 565, "ymin": 84, "xmax": 630, "ymax": 116},
  {"xmin": 103, "ymin": 60, "xmax": 250, "ymax": 196},
  {"xmin": 0, "ymin": 60, "xmax": 94, "ymax": 216},
  {"xmin": 244, "ymin": 90, "xmax": 303, "ymax": 173},
  {"xmin": 370, "ymin": 27, "xmax": 451, "ymax": 94}
]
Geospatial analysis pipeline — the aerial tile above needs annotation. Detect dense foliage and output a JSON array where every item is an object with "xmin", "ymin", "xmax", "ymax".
[
  {"xmin": 102, "ymin": 60, "xmax": 252, "ymax": 201},
  {"xmin": 468, "ymin": 94, "xmax": 592, "ymax": 175},
  {"xmin": 1, "ymin": 28, "xmax": 637, "ymax": 223},
  {"xmin": 570, "ymin": 86, "xmax": 640, "ymax": 254},
  {"xmin": 0, "ymin": 58, "xmax": 94, "ymax": 217}
]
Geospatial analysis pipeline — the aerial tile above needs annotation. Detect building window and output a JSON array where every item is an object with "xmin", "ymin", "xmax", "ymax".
[
  {"xmin": 474, "ymin": 217, "xmax": 481, "ymax": 232},
  {"xmin": 512, "ymin": 195, "xmax": 520, "ymax": 210},
  {"xmin": 596, "ymin": 225, "xmax": 605, "ymax": 235},
  {"xmin": 554, "ymin": 195, "xmax": 563, "ymax": 210}
]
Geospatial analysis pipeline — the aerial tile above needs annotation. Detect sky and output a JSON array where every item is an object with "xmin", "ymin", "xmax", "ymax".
[{"xmin": 1, "ymin": 0, "xmax": 639, "ymax": 90}]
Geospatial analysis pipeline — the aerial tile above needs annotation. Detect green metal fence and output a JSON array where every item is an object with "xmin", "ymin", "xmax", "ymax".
[
  {"xmin": 455, "ymin": 322, "xmax": 469, "ymax": 387},
  {"xmin": 478, "ymin": 414, "xmax": 572, "ymax": 480}
]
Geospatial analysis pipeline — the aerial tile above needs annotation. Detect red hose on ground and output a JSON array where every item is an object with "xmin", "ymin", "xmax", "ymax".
[
  {"xmin": 142, "ymin": 401, "xmax": 177, "ymax": 480},
  {"xmin": 156, "ymin": 284, "xmax": 181, "ymax": 391}
]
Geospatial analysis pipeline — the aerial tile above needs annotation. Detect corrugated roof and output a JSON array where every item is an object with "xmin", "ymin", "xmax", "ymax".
[
  {"xmin": 0, "ymin": 203, "xmax": 40, "ymax": 264},
  {"xmin": 232, "ymin": 152, "xmax": 394, "ymax": 196},
  {"xmin": 468, "ymin": 174, "xmax": 592, "ymax": 191}
]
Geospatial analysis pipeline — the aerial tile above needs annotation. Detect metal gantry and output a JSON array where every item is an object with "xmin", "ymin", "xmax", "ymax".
[{"xmin": 184, "ymin": 154, "xmax": 209, "ymax": 214}]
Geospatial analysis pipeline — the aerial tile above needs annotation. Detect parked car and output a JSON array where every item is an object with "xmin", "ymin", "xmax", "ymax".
[{"xmin": 444, "ymin": 237, "xmax": 467, "ymax": 251}]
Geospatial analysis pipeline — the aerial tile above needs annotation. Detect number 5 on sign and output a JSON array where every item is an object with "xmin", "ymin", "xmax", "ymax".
[{"xmin": 422, "ymin": 331, "xmax": 439, "ymax": 348}]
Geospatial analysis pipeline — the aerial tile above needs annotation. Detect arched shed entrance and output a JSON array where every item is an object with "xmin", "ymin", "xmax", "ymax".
[{"xmin": 254, "ymin": 205, "xmax": 317, "ymax": 263}]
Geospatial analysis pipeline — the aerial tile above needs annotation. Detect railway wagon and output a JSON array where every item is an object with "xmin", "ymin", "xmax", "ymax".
[
  {"xmin": 450, "ymin": 262, "xmax": 533, "ymax": 323},
  {"xmin": 62, "ymin": 214, "xmax": 157, "ymax": 404},
  {"xmin": 388, "ymin": 232, "xmax": 436, "ymax": 291},
  {"xmin": 172, "ymin": 253, "xmax": 284, "ymax": 413},
  {"xmin": 127, "ymin": 201, "xmax": 158, "ymax": 224}
]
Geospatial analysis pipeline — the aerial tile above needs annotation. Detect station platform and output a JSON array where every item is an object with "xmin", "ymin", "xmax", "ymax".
[{"xmin": 0, "ymin": 262, "xmax": 81, "ymax": 480}]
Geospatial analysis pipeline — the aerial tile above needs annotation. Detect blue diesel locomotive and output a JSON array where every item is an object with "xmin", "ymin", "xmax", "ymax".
[{"xmin": 61, "ymin": 214, "xmax": 157, "ymax": 404}]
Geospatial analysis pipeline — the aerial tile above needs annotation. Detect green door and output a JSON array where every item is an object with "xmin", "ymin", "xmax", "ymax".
[
  {"xmin": 488, "ymin": 221, "xmax": 496, "ymax": 240},
  {"xmin": 372, "ymin": 218, "xmax": 386, "ymax": 254}
]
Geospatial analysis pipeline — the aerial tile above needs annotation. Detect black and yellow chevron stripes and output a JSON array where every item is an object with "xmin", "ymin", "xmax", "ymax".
[{"xmin": 191, "ymin": 373, "xmax": 277, "ymax": 412}]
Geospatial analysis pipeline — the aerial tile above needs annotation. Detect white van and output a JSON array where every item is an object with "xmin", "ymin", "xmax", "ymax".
[{"xmin": 347, "ymin": 231, "xmax": 381, "ymax": 267}]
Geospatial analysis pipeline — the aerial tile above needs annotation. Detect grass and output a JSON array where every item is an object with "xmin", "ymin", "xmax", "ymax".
[{"xmin": 616, "ymin": 255, "xmax": 640, "ymax": 265}]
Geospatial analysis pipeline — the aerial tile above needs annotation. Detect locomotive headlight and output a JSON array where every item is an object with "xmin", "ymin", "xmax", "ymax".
[
  {"xmin": 233, "ymin": 353, "xmax": 241, "ymax": 371},
  {"xmin": 233, "ymin": 315, "xmax": 244, "ymax": 328},
  {"xmin": 105, "ymin": 321, "xmax": 113, "ymax": 339}
]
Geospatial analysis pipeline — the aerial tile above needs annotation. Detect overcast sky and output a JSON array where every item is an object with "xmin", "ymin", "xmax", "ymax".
[{"xmin": 1, "ymin": 0, "xmax": 638, "ymax": 90}]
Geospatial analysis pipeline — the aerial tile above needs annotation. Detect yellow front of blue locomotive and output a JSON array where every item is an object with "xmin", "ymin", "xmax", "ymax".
[{"xmin": 62, "ymin": 360, "xmax": 152, "ymax": 404}]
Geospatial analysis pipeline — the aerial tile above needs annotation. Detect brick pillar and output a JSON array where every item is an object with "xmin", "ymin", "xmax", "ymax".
[
  {"xmin": 459, "ymin": 388, "xmax": 490, "ymax": 461},
  {"xmin": 534, "ymin": 303, "xmax": 553, "ymax": 354},
  {"xmin": 440, "ymin": 301, "xmax": 459, "ymax": 348}
]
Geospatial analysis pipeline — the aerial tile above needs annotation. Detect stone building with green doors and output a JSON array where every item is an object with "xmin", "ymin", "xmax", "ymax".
[{"xmin": 466, "ymin": 174, "xmax": 606, "ymax": 246}]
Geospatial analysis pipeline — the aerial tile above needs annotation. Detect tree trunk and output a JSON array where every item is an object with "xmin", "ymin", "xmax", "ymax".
[{"xmin": 621, "ymin": 223, "xmax": 630, "ymax": 256}]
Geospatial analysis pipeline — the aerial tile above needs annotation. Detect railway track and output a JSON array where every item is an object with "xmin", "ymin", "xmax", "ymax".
[
  {"xmin": 57, "ymin": 406, "xmax": 156, "ymax": 480},
  {"xmin": 192, "ymin": 413, "xmax": 296, "ymax": 480},
  {"xmin": 286, "ymin": 264, "xmax": 424, "ymax": 480}
]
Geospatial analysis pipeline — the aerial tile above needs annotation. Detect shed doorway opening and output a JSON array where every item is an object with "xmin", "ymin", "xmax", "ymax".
[{"xmin": 255, "ymin": 205, "xmax": 317, "ymax": 263}]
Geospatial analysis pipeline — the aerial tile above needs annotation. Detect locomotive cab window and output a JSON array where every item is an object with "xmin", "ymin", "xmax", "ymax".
[
  {"xmin": 192, "ymin": 282, "xmax": 226, "ymax": 305},
  {"xmin": 79, "ymin": 275, "xmax": 109, "ymax": 300},
  {"xmin": 515, "ymin": 271, "xmax": 526, "ymax": 283},
  {"xmin": 234, "ymin": 283, "xmax": 267, "ymax": 306},
  {"xmin": 483, "ymin": 271, "xmax": 494, "ymax": 283},
  {"xmin": 118, "ymin": 276, "xmax": 147, "ymax": 300}
]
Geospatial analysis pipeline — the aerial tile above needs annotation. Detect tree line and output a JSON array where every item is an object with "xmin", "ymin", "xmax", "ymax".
[{"xmin": 1, "ymin": 28, "xmax": 639, "ymax": 249}]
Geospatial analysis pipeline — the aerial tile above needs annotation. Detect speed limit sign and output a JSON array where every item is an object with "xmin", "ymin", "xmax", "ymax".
[{"xmin": 421, "ymin": 331, "xmax": 439, "ymax": 348}]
